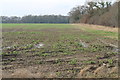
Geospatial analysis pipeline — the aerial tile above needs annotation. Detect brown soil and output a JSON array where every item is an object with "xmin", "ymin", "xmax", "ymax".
[{"xmin": 2, "ymin": 24, "xmax": 118, "ymax": 78}]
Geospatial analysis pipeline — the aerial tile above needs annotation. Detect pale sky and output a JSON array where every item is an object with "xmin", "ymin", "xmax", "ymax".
[
  {"xmin": 0, "ymin": 0, "xmax": 116, "ymax": 16},
  {"xmin": 0, "ymin": 0, "xmax": 86, "ymax": 16}
]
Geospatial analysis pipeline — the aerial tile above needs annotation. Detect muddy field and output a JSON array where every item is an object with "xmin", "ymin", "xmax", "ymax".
[{"xmin": 2, "ymin": 24, "xmax": 118, "ymax": 78}]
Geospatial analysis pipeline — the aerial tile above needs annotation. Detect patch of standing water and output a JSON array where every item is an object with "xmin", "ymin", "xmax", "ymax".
[
  {"xmin": 2, "ymin": 46, "xmax": 12, "ymax": 50},
  {"xmin": 34, "ymin": 43, "xmax": 44, "ymax": 48},
  {"xmin": 79, "ymin": 40, "xmax": 88, "ymax": 48},
  {"xmin": 112, "ymin": 48, "xmax": 119, "ymax": 53}
]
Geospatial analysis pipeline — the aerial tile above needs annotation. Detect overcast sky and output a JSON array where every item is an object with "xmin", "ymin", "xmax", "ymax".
[
  {"xmin": 0, "ymin": 0, "xmax": 86, "ymax": 16},
  {"xmin": 0, "ymin": 0, "xmax": 116, "ymax": 16}
]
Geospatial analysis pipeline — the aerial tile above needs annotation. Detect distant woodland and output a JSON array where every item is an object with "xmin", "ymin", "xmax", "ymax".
[
  {"xmin": 1, "ymin": 15, "xmax": 69, "ymax": 23},
  {"xmin": 69, "ymin": 1, "xmax": 119, "ymax": 27},
  {"xmin": 1, "ymin": 1, "xmax": 119, "ymax": 27}
]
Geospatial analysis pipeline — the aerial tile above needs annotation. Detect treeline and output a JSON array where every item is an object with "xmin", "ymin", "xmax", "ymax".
[
  {"xmin": 69, "ymin": 1, "xmax": 119, "ymax": 27},
  {"xmin": 1, "ymin": 15, "xmax": 69, "ymax": 23}
]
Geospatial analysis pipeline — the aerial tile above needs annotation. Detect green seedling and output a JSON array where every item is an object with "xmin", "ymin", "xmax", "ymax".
[
  {"xmin": 11, "ymin": 58, "xmax": 16, "ymax": 61},
  {"xmin": 69, "ymin": 59, "xmax": 77, "ymax": 65},
  {"xmin": 108, "ymin": 59, "xmax": 113, "ymax": 65},
  {"xmin": 41, "ymin": 53, "xmax": 50, "ymax": 56},
  {"xmin": 56, "ymin": 72, "xmax": 61, "ymax": 76},
  {"xmin": 36, "ymin": 61, "xmax": 42, "ymax": 64}
]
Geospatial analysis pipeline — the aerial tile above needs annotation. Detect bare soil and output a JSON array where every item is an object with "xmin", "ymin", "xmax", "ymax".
[{"xmin": 2, "ymin": 24, "xmax": 118, "ymax": 78}]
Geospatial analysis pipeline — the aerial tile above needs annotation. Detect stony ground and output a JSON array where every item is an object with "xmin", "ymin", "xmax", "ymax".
[{"xmin": 2, "ymin": 24, "xmax": 118, "ymax": 78}]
